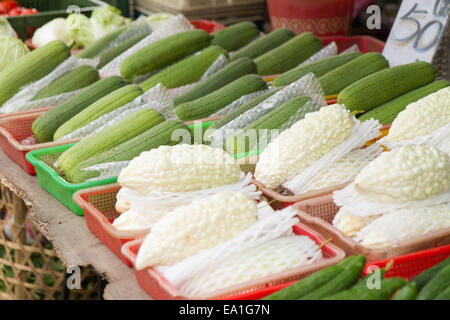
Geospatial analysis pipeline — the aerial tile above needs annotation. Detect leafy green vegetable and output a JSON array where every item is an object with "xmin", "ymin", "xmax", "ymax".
[
  {"xmin": 67, "ymin": 5, "xmax": 130, "ymax": 48},
  {"xmin": 91, "ymin": 5, "xmax": 130, "ymax": 39},
  {"xmin": 0, "ymin": 36, "xmax": 29, "ymax": 72},
  {"xmin": 67, "ymin": 13, "xmax": 95, "ymax": 47},
  {"xmin": 0, "ymin": 17, "xmax": 16, "ymax": 37}
]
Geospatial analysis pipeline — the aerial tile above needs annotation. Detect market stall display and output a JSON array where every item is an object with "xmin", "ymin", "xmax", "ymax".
[{"xmin": 0, "ymin": 3, "xmax": 449, "ymax": 302}]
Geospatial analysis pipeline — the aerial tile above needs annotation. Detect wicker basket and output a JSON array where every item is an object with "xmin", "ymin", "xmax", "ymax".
[
  {"xmin": 0, "ymin": 111, "xmax": 79, "ymax": 175},
  {"xmin": 0, "ymin": 182, "xmax": 101, "ymax": 300}
]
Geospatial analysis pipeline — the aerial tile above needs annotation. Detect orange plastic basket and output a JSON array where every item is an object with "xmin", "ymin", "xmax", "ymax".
[
  {"xmin": 121, "ymin": 223, "xmax": 345, "ymax": 300},
  {"xmin": 73, "ymin": 183, "xmax": 146, "ymax": 267},
  {"xmin": 0, "ymin": 110, "xmax": 78, "ymax": 174},
  {"xmin": 0, "ymin": 106, "xmax": 53, "ymax": 119},
  {"xmin": 294, "ymin": 194, "xmax": 450, "ymax": 262}
]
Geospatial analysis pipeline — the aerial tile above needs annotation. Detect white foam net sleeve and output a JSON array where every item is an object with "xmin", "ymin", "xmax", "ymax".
[
  {"xmin": 292, "ymin": 144, "xmax": 383, "ymax": 195},
  {"xmin": 116, "ymin": 173, "xmax": 259, "ymax": 211},
  {"xmin": 103, "ymin": 17, "xmax": 153, "ymax": 52},
  {"xmin": 112, "ymin": 173, "xmax": 260, "ymax": 231},
  {"xmin": 100, "ymin": 14, "xmax": 193, "ymax": 78},
  {"xmin": 0, "ymin": 56, "xmax": 99, "ymax": 113},
  {"xmin": 174, "ymin": 234, "xmax": 323, "ymax": 297},
  {"xmin": 56, "ymin": 84, "xmax": 175, "ymax": 141},
  {"xmin": 157, "ymin": 206, "xmax": 302, "ymax": 290},
  {"xmin": 341, "ymin": 44, "xmax": 361, "ymax": 54},
  {"xmin": 379, "ymin": 123, "xmax": 450, "ymax": 155},
  {"xmin": 353, "ymin": 204, "xmax": 450, "ymax": 248},
  {"xmin": 296, "ymin": 41, "xmax": 338, "ymax": 67},
  {"xmin": 282, "ymin": 118, "xmax": 382, "ymax": 195},
  {"xmin": 83, "ymin": 161, "xmax": 131, "ymax": 183},
  {"xmin": 207, "ymin": 73, "xmax": 326, "ymax": 148},
  {"xmin": 333, "ymin": 183, "xmax": 450, "ymax": 217}
]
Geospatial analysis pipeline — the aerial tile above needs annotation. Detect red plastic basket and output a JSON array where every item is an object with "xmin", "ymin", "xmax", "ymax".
[
  {"xmin": 0, "ymin": 110, "xmax": 78, "ymax": 175},
  {"xmin": 190, "ymin": 19, "xmax": 226, "ymax": 34},
  {"xmin": 0, "ymin": 106, "xmax": 53, "ymax": 119},
  {"xmin": 294, "ymin": 195, "xmax": 450, "ymax": 262},
  {"xmin": 321, "ymin": 35, "xmax": 385, "ymax": 54},
  {"xmin": 73, "ymin": 183, "xmax": 145, "ymax": 267},
  {"xmin": 121, "ymin": 223, "xmax": 345, "ymax": 300},
  {"xmin": 363, "ymin": 244, "xmax": 450, "ymax": 280}
]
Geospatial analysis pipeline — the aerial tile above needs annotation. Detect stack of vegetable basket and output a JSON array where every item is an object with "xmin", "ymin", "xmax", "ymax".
[{"xmin": 0, "ymin": 11, "xmax": 449, "ymax": 300}]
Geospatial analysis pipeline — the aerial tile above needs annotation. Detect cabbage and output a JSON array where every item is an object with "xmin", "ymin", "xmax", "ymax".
[
  {"xmin": 0, "ymin": 17, "xmax": 17, "ymax": 37},
  {"xmin": 67, "ymin": 5, "xmax": 129, "ymax": 48},
  {"xmin": 0, "ymin": 36, "xmax": 30, "ymax": 72},
  {"xmin": 31, "ymin": 18, "xmax": 73, "ymax": 48},
  {"xmin": 147, "ymin": 13, "xmax": 174, "ymax": 30},
  {"xmin": 67, "ymin": 13, "xmax": 94, "ymax": 47},
  {"xmin": 90, "ymin": 5, "xmax": 130, "ymax": 39}
]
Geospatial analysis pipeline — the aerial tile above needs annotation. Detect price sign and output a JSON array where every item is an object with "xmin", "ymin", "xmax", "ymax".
[{"xmin": 383, "ymin": 0, "xmax": 449, "ymax": 67}]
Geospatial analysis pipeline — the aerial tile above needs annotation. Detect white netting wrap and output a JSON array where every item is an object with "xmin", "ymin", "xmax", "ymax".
[
  {"xmin": 115, "ymin": 172, "xmax": 257, "ymax": 211},
  {"xmin": 100, "ymin": 14, "xmax": 193, "ymax": 78},
  {"xmin": 112, "ymin": 173, "xmax": 260, "ymax": 231},
  {"xmin": 83, "ymin": 160, "xmax": 131, "ymax": 183},
  {"xmin": 167, "ymin": 53, "xmax": 230, "ymax": 98},
  {"xmin": 103, "ymin": 17, "xmax": 153, "ymax": 52},
  {"xmin": 0, "ymin": 56, "xmax": 99, "ymax": 113},
  {"xmin": 207, "ymin": 73, "xmax": 326, "ymax": 148},
  {"xmin": 173, "ymin": 234, "xmax": 323, "ymax": 297},
  {"xmin": 333, "ymin": 183, "xmax": 450, "ymax": 217},
  {"xmin": 157, "ymin": 206, "xmax": 302, "ymax": 290},
  {"xmin": 292, "ymin": 144, "xmax": 383, "ymax": 195},
  {"xmin": 379, "ymin": 123, "xmax": 450, "ymax": 155},
  {"xmin": 353, "ymin": 204, "xmax": 450, "ymax": 248},
  {"xmin": 56, "ymin": 84, "xmax": 175, "ymax": 141},
  {"xmin": 296, "ymin": 42, "xmax": 338, "ymax": 67},
  {"xmin": 282, "ymin": 118, "xmax": 382, "ymax": 195},
  {"xmin": 341, "ymin": 44, "xmax": 361, "ymax": 54}
]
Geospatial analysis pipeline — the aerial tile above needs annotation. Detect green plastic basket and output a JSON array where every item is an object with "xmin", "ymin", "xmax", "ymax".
[
  {"xmin": 26, "ymin": 143, "xmax": 116, "ymax": 216},
  {"xmin": 233, "ymin": 148, "xmax": 262, "ymax": 160},
  {"xmin": 187, "ymin": 120, "xmax": 214, "ymax": 131},
  {"xmin": 8, "ymin": 0, "xmax": 106, "ymax": 40}
]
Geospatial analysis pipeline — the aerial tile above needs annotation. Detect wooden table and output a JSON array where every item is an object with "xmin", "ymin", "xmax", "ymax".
[{"xmin": 0, "ymin": 149, "xmax": 150, "ymax": 300}]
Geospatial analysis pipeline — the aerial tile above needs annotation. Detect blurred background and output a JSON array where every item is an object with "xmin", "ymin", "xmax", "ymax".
[{"xmin": 133, "ymin": 0, "xmax": 402, "ymax": 41}]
